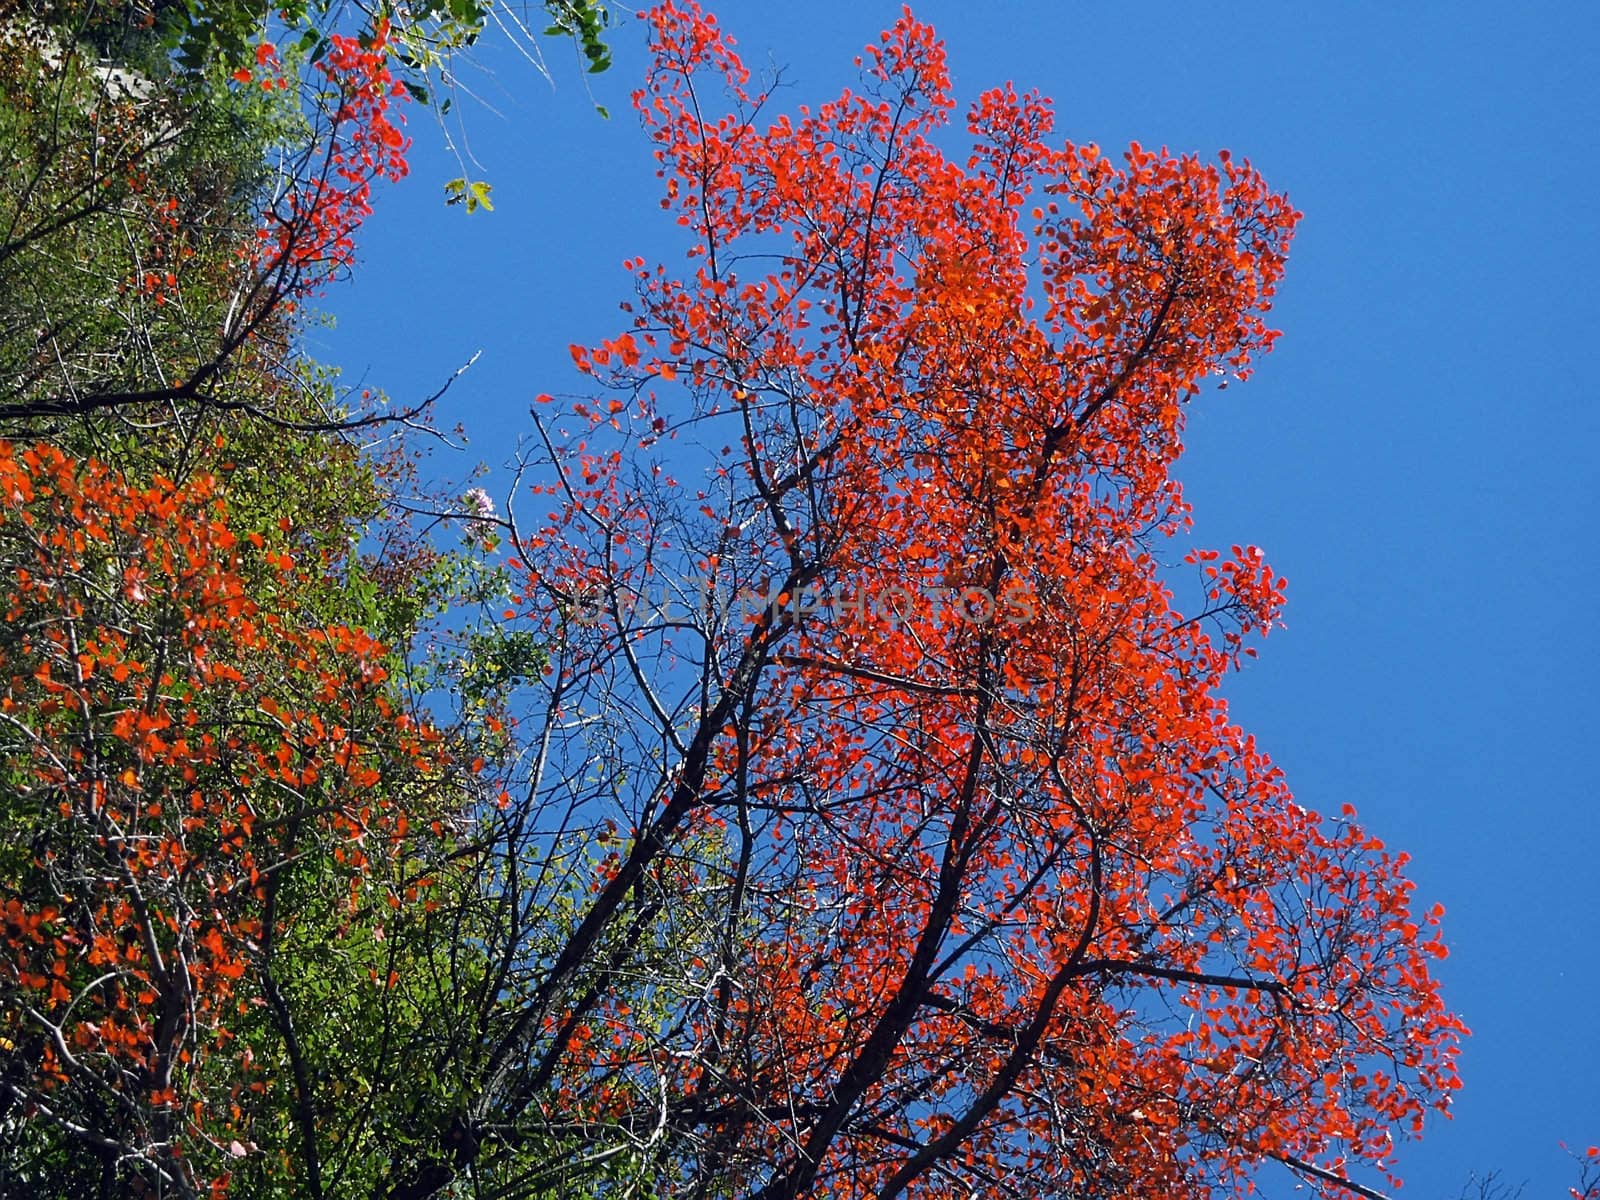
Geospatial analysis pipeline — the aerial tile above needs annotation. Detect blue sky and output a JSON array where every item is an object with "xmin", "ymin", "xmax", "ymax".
[{"xmin": 321, "ymin": 2, "xmax": 1599, "ymax": 1193}]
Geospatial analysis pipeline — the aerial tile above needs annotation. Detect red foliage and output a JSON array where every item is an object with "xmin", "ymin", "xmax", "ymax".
[
  {"xmin": 508, "ymin": 5, "xmax": 1466, "ymax": 1197},
  {"xmin": 0, "ymin": 440, "xmax": 440, "ymax": 1189},
  {"xmin": 245, "ymin": 22, "xmax": 411, "ymax": 291}
]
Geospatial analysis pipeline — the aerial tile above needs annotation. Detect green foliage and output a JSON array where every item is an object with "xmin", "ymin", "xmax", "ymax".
[
  {"xmin": 139, "ymin": 0, "xmax": 615, "ymax": 87},
  {"xmin": 445, "ymin": 175, "xmax": 494, "ymax": 212},
  {"xmin": 545, "ymin": 0, "xmax": 612, "ymax": 74},
  {"xmin": 0, "ymin": 16, "xmax": 289, "ymax": 426},
  {"xmin": 461, "ymin": 628, "xmax": 547, "ymax": 701}
]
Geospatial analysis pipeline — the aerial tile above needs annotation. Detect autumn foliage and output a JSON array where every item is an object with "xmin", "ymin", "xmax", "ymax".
[
  {"xmin": 245, "ymin": 21, "xmax": 412, "ymax": 289},
  {"xmin": 0, "ymin": 4, "xmax": 411, "ymax": 427},
  {"xmin": 490, "ymin": 4, "xmax": 1467, "ymax": 1197},
  {"xmin": 0, "ymin": 4, "xmax": 466, "ymax": 1193},
  {"xmin": 0, "ymin": 2, "xmax": 1500, "ymax": 1198},
  {"xmin": 0, "ymin": 440, "xmax": 448, "ymax": 1192}
]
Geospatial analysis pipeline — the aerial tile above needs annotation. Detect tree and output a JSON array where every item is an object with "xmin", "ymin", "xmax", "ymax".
[
  {"xmin": 420, "ymin": 3, "xmax": 1469, "ymax": 1197},
  {"xmin": 0, "ymin": 6, "xmax": 500, "ymax": 1197},
  {"xmin": 1450, "ymin": 1147, "xmax": 1600, "ymax": 1200},
  {"xmin": 0, "ymin": 1, "xmax": 413, "ymax": 431},
  {"xmin": 0, "ymin": 439, "xmax": 472, "ymax": 1196},
  {"xmin": 0, "ymin": 2, "xmax": 1481, "ymax": 1198}
]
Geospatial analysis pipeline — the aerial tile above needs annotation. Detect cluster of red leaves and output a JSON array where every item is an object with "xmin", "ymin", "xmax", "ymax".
[
  {"xmin": 248, "ymin": 22, "xmax": 411, "ymax": 291},
  {"xmin": 122, "ymin": 197, "xmax": 189, "ymax": 305},
  {"xmin": 0, "ymin": 440, "xmax": 440, "ymax": 1191},
  {"xmin": 82, "ymin": 111, "xmax": 201, "ymax": 312},
  {"xmin": 230, "ymin": 39, "xmax": 285, "ymax": 89},
  {"xmin": 513, "ymin": 5, "xmax": 1467, "ymax": 1197},
  {"xmin": 1573, "ymin": 1146, "xmax": 1600, "ymax": 1200}
]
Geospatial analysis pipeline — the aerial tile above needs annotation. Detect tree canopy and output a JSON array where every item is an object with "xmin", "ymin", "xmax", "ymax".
[{"xmin": 0, "ymin": 1, "xmax": 1583, "ymax": 1198}]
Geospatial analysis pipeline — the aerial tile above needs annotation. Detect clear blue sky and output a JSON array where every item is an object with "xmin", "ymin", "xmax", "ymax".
[{"xmin": 321, "ymin": 3, "xmax": 1599, "ymax": 1194}]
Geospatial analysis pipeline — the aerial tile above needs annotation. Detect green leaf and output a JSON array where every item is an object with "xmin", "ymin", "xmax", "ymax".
[{"xmin": 444, "ymin": 178, "xmax": 493, "ymax": 213}]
